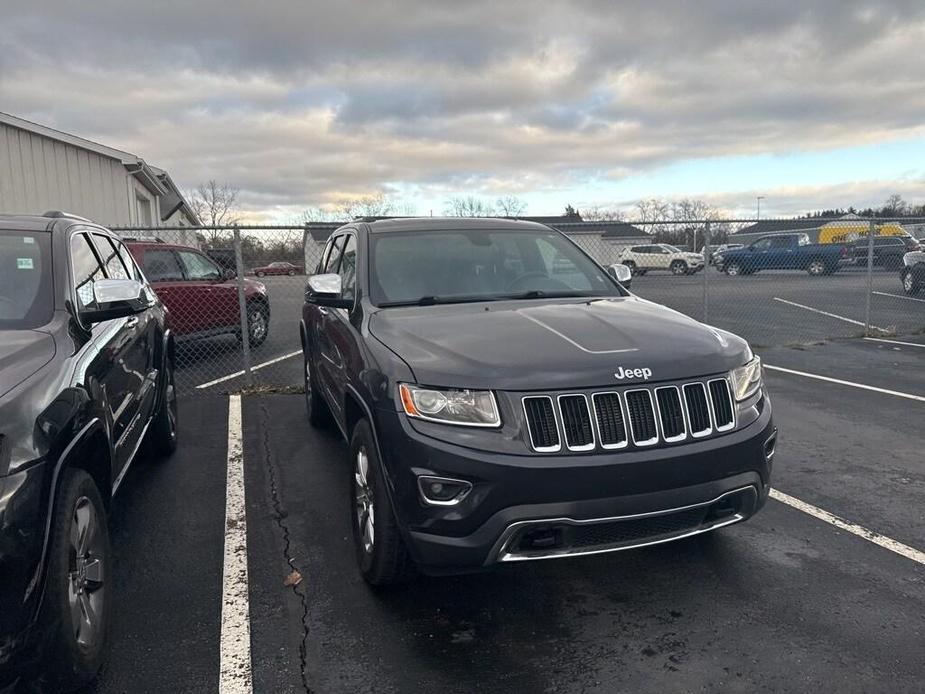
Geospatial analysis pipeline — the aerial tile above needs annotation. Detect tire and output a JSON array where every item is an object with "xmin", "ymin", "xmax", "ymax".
[
  {"xmin": 38, "ymin": 468, "xmax": 111, "ymax": 692},
  {"xmin": 726, "ymin": 262, "xmax": 742, "ymax": 276},
  {"xmin": 287, "ymin": 270, "xmax": 295, "ymax": 276},
  {"xmin": 807, "ymin": 259, "xmax": 826, "ymax": 276},
  {"xmin": 241, "ymin": 302, "xmax": 270, "ymax": 347},
  {"xmin": 670, "ymin": 260, "xmax": 688, "ymax": 275},
  {"xmin": 622, "ymin": 260, "xmax": 638, "ymax": 276},
  {"xmin": 349, "ymin": 420, "xmax": 416, "ymax": 586},
  {"xmin": 303, "ymin": 347, "xmax": 331, "ymax": 427},
  {"xmin": 150, "ymin": 358, "xmax": 178, "ymax": 458},
  {"xmin": 903, "ymin": 268, "xmax": 923, "ymax": 295},
  {"xmin": 256, "ymin": 271, "xmax": 265, "ymax": 277}
]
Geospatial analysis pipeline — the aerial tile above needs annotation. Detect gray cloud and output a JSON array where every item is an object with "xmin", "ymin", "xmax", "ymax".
[{"xmin": 3, "ymin": 1, "xmax": 925, "ymax": 219}]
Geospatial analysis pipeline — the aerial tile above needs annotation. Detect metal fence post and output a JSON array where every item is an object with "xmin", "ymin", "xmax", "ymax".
[
  {"xmin": 864, "ymin": 218, "xmax": 875, "ymax": 335},
  {"xmin": 702, "ymin": 221, "xmax": 711, "ymax": 323},
  {"xmin": 233, "ymin": 225, "xmax": 254, "ymax": 387}
]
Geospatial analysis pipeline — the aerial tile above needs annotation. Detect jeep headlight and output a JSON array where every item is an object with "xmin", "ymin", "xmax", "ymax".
[
  {"xmin": 730, "ymin": 356, "xmax": 762, "ymax": 401},
  {"xmin": 399, "ymin": 384, "xmax": 501, "ymax": 427}
]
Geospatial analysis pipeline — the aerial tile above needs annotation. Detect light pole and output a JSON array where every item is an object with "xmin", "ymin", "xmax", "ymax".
[{"xmin": 757, "ymin": 196, "xmax": 765, "ymax": 220}]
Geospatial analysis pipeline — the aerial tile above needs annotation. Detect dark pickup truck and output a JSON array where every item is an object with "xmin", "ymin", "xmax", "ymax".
[{"xmin": 714, "ymin": 233, "xmax": 848, "ymax": 276}]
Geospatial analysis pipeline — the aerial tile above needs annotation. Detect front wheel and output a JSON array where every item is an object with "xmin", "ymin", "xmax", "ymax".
[
  {"xmin": 256, "ymin": 271, "xmax": 265, "ymax": 277},
  {"xmin": 38, "ymin": 469, "xmax": 111, "ymax": 692},
  {"xmin": 903, "ymin": 268, "xmax": 923, "ymax": 295},
  {"xmin": 726, "ymin": 262, "xmax": 742, "ymax": 276},
  {"xmin": 241, "ymin": 302, "xmax": 270, "ymax": 347},
  {"xmin": 150, "ymin": 359, "xmax": 178, "ymax": 458},
  {"xmin": 303, "ymin": 347, "xmax": 331, "ymax": 427},
  {"xmin": 287, "ymin": 270, "xmax": 295, "ymax": 276},
  {"xmin": 807, "ymin": 259, "xmax": 826, "ymax": 276},
  {"xmin": 350, "ymin": 420, "xmax": 416, "ymax": 586}
]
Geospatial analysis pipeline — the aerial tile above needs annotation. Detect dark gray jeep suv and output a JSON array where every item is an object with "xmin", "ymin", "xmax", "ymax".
[{"xmin": 300, "ymin": 218, "xmax": 775, "ymax": 585}]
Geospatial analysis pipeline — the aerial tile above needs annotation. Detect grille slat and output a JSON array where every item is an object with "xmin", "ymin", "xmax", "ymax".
[
  {"xmin": 523, "ymin": 396, "xmax": 560, "ymax": 451},
  {"xmin": 559, "ymin": 395, "xmax": 594, "ymax": 450},
  {"xmin": 655, "ymin": 387, "xmax": 686, "ymax": 441},
  {"xmin": 624, "ymin": 390, "xmax": 658, "ymax": 445},
  {"xmin": 709, "ymin": 379, "xmax": 735, "ymax": 431},
  {"xmin": 593, "ymin": 393, "xmax": 627, "ymax": 448},
  {"xmin": 683, "ymin": 383, "xmax": 712, "ymax": 436}
]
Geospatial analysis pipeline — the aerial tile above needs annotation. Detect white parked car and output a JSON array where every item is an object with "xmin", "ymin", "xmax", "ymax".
[{"xmin": 618, "ymin": 244, "xmax": 705, "ymax": 275}]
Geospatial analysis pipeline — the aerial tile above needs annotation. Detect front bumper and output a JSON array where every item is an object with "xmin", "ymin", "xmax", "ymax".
[{"xmin": 374, "ymin": 395, "xmax": 774, "ymax": 573}]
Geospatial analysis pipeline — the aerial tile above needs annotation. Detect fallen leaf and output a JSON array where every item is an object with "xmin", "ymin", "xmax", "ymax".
[{"xmin": 283, "ymin": 570, "xmax": 303, "ymax": 587}]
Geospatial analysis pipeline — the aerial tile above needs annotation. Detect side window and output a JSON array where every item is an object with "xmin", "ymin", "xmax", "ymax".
[
  {"xmin": 177, "ymin": 250, "xmax": 222, "ymax": 281},
  {"xmin": 325, "ymin": 235, "xmax": 346, "ymax": 273},
  {"xmin": 70, "ymin": 233, "xmax": 106, "ymax": 310},
  {"xmin": 317, "ymin": 238, "xmax": 334, "ymax": 274},
  {"xmin": 114, "ymin": 241, "xmax": 141, "ymax": 281},
  {"xmin": 340, "ymin": 236, "xmax": 358, "ymax": 301},
  {"xmin": 752, "ymin": 238, "xmax": 772, "ymax": 251},
  {"xmin": 91, "ymin": 234, "xmax": 131, "ymax": 279},
  {"xmin": 770, "ymin": 237, "xmax": 792, "ymax": 249},
  {"xmin": 143, "ymin": 249, "xmax": 184, "ymax": 282}
]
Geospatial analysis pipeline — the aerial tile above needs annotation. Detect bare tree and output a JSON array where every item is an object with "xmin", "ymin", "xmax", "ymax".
[
  {"xmin": 295, "ymin": 207, "xmax": 337, "ymax": 224},
  {"xmin": 444, "ymin": 196, "xmax": 496, "ymax": 217},
  {"xmin": 581, "ymin": 206, "xmax": 627, "ymax": 222},
  {"xmin": 188, "ymin": 180, "xmax": 241, "ymax": 246},
  {"xmin": 634, "ymin": 198, "xmax": 671, "ymax": 224},
  {"xmin": 882, "ymin": 194, "xmax": 907, "ymax": 217},
  {"xmin": 338, "ymin": 192, "xmax": 415, "ymax": 220},
  {"xmin": 495, "ymin": 195, "xmax": 527, "ymax": 217}
]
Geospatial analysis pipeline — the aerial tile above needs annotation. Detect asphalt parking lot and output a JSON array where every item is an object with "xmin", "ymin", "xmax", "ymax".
[
  {"xmin": 174, "ymin": 266, "xmax": 924, "ymax": 396},
  {"xmin": 17, "ymin": 333, "xmax": 919, "ymax": 694}
]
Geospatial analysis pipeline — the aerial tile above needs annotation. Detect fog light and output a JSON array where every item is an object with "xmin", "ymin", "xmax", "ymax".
[{"xmin": 418, "ymin": 475, "xmax": 472, "ymax": 506}]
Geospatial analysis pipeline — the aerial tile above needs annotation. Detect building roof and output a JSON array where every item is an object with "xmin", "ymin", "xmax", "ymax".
[
  {"xmin": 733, "ymin": 218, "xmax": 828, "ymax": 235},
  {"xmin": 546, "ymin": 220, "xmax": 648, "ymax": 239},
  {"xmin": 0, "ymin": 111, "xmax": 199, "ymax": 225}
]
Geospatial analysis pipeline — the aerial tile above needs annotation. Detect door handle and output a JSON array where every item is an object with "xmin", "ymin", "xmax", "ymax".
[
  {"xmin": 125, "ymin": 317, "xmax": 139, "ymax": 328},
  {"xmin": 318, "ymin": 307, "xmax": 329, "ymax": 316}
]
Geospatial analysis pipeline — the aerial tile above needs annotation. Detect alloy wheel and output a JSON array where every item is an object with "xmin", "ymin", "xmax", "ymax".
[
  {"xmin": 249, "ymin": 309, "xmax": 267, "ymax": 342},
  {"xmin": 354, "ymin": 447, "xmax": 375, "ymax": 554},
  {"xmin": 166, "ymin": 369, "xmax": 177, "ymax": 440},
  {"xmin": 904, "ymin": 272, "xmax": 915, "ymax": 293},
  {"xmin": 808, "ymin": 260, "xmax": 825, "ymax": 275},
  {"xmin": 67, "ymin": 496, "xmax": 106, "ymax": 649}
]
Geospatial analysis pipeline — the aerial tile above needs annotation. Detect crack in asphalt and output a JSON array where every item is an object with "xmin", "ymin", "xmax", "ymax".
[{"xmin": 260, "ymin": 403, "xmax": 313, "ymax": 694}]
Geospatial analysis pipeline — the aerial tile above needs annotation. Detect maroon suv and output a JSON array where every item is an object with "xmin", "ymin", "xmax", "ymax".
[{"xmin": 126, "ymin": 241, "xmax": 271, "ymax": 346}]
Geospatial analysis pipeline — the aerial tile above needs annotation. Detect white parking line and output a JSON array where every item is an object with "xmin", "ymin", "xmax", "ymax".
[
  {"xmin": 872, "ymin": 290, "xmax": 925, "ymax": 304},
  {"xmin": 772, "ymin": 297, "xmax": 884, "ymax": 330},
  {"xmin": 764, "ymin": 364, "xmax": 925, "ymax": 402},
  {"xmin": 770, "ymin": 489, "xmax": 925, "ymax": 566},
  {"xmin": 219, "ymin": 395, "xmax": 252, "ymax": 694},
  {"xmin": 863, "ymin": 337, "xmax": 925, "ymax": 349},
  {"xmin": 196, "ymin": 351, "xmax": 302, "ymax": 390}
]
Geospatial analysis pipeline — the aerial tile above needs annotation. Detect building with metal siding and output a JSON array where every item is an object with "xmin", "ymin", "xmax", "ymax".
[{"xmin": 0, "ymin": 112, "xmax": 198, "ymax": 233}]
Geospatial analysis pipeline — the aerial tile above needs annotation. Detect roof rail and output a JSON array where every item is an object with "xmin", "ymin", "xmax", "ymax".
[{"xmin": 42, "ymin": 210, "xmax": 92, "ymax": 222}]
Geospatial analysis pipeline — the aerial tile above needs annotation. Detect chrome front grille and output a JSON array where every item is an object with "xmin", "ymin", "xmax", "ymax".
[{"xmin": 522, "ymin": 377, "xmax": 736, "ymax": 453}]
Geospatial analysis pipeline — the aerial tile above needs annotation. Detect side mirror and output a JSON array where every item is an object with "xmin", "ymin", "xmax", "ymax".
[
  {"xmin": 82, "ymin": 279, "xmax": 148, "ymax": 324},
  {"xmin": 305, "ymin": 273, "xmax": 353, "ymax": 308},
  {"xmin": 608, "ymin": 264, "xmax": 632, "ymax": 288}
]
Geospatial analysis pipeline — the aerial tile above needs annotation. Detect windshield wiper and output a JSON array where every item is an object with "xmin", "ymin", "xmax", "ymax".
[
  {"xmin": 498, "ymin": 290, "xmax": 593, "ymax": 300},
  {"xmin": 378, "ymin": 294, "xmax": 502, "ymax": 307}
]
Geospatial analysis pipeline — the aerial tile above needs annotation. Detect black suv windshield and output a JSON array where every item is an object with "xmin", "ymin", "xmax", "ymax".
[
  {"xmin": 0, "ymin": 229, "xmax": 53, "ymax": 329},
  {"xmin": 369, "ymin": 228, "xmax": 623, "ymax": 306}
]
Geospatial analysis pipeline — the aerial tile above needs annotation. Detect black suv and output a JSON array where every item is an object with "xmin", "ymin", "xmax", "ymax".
[
  {"xmin": 300, "ymin": 219, "xmax": 775, "ymax": 585},
  {"xmin": 0, "ymin": 214, "xmax": 177, "ymax": 690},
  {"xmin": 851, "ymin": 235, "xmax": 921, "ymax": 268}
]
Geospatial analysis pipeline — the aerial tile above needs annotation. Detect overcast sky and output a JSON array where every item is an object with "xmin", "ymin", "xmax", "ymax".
[{"xmin": 3, "ymin": 1, "xmax": 925, "ymax": 221}]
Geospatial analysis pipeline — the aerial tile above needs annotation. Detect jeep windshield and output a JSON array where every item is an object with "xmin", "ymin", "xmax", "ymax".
[
  {"xmin": 369, "ymin": 228, "xmax": 624, "ymax": 307},
  {"xmin": 0, "ymin": 229, "xmax": 53, "ymax": 329}
]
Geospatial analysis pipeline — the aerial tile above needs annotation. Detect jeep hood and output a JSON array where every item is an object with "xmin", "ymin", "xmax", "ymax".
[
  {"xmin": 369, "ymin": 297, "xmax": 750, "ymax": 391},
  {"xmin": 0, "ymin": 330, "xmax": 56, "ymax": 400}
]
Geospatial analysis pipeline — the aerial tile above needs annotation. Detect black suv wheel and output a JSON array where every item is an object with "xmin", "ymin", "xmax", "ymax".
[
  {"xmin": 349, "ymin": 420, "xmax": 415, "ymax": 586},
  {"xmin": 38, "ymin": 468, "xmax": 111, "ymax": 692},
  {"xmin": 150, "ymin": 360, "xmax": 178, "ymax": 457},
  {"xmin": 902, "ymin": 267, "xmax": 923, "ymax": 295}
]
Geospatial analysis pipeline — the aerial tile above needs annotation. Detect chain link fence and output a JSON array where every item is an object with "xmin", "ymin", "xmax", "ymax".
[{"xmin": 112, "ymin": 217, "xmax": 925, "ymax": 395}]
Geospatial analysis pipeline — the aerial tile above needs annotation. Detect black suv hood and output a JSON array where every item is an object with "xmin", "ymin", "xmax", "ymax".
[
  {"xmin": 369, "ymin": 297, "xmax": 749, "ymax": 391},
  {"xmin": 0, "ymin": 330, "xmax": 56, "ymax": 400}
]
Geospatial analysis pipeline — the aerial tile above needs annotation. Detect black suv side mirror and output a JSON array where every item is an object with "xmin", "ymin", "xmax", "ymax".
[
  {"xmin": 305, "ymin": 273, "xmax": 353, "ymax": 309},
  {"xmin": 82, "ymin": 279, "xmax": 149, "ymax": 323}
]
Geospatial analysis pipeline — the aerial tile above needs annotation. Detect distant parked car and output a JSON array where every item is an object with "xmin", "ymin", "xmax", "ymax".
[
  {"xmin": 126, "ymin": 241, "xmax": 271, "ymax": 346},
  {"xmin": 714, "ymin": 233, "xmax": 848, "ymax": 276},
  {"xmin": 253, "ymin": 261, "xmax": 303, "ymax": 277},
  {"xmin": 850, "ymin": 236, "xmax": 921, "ymax": 269},
  {"xmin": 618, "ymin": 244, "xmax": 705, "ymax": 275},
  {"xmin": 900, "ymin": 250, "xmax": 925, "ymax": 295}
]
